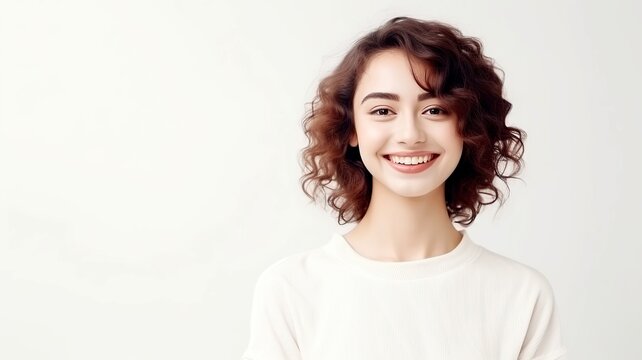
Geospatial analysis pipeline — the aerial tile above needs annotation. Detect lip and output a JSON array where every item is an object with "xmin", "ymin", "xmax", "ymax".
[
  {"xmin": 384, "ymin": 153, "xmax": 439, "ymax": 174},
  {"xmin": 385, "ymin": 151, "xmax": 437, "ymax": 157}
]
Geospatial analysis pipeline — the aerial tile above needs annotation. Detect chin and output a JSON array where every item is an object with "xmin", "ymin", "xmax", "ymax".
[{"xmin": 381, "ymin": 182, "xmax": 444, "ymax": 199}]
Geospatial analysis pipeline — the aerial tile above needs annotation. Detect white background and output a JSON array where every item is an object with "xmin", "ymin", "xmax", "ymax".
[{"xmin": 0, "ymin": 0, "xmax": 640, "ymax": 359}]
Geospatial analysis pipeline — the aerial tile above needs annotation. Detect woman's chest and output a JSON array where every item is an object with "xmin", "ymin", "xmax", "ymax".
[{"xmin": 293, "ymin": 279, "xmax": 527, "ymax": 360}]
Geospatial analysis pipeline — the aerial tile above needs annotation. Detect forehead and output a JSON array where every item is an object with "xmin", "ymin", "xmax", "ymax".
[{"xmin": 356, "ymin": 49, "xmax": 430, "ymax": 93}]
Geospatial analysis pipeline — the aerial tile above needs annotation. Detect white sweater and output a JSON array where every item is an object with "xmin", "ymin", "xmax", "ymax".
[{"xmin": 241, "ymin": 229, "xmax": 567, "ymax": 360}]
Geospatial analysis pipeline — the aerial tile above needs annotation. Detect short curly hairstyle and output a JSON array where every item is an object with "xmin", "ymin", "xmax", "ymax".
[{"xmin": 300, "ymin": 16, "xmax": 525, "ymax": 226}]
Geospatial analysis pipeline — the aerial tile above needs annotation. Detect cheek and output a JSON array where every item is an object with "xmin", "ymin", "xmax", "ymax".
[
  {"xmin": 356, "ymin": 125, "xmax": 388, "ymax": 152},
  {"xmin": 435, "ymin": 124, "xmax": 463, "ymax": 150}
]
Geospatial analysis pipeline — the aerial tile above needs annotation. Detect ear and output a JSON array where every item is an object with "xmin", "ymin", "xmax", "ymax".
[{"xmin": 349, "ymin": 133, "xmax": 358, "ymax": 147}]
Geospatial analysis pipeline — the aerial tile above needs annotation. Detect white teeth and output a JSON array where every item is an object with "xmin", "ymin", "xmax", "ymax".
[{"xmin": 390, "ymin": 154, "xmax": 433, "ymax": 165}]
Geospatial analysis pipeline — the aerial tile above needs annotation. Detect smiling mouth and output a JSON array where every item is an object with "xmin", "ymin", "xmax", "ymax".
[{"xmin": 383, "ymin": 154, "xmax": 439, "ymax": 165}]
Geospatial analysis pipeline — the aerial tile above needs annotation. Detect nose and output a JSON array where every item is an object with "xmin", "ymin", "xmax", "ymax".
[{"xmin": 395, "ymin": 112, "xmax": 426, "ymax": 145}]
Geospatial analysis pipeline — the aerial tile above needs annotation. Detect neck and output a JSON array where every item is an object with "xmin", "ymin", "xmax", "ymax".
[{"xmin": 344, "ymin": 180, "xmax": 462, "ymax": 262}]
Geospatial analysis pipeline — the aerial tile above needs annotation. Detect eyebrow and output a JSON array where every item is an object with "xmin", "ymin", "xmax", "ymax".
[{"xmin": 360, "ymin": 91, "xmax": 435, "ymax": 104}]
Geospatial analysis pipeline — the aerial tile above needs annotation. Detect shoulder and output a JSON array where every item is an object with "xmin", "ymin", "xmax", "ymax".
[
  {"xmin": 254, "ymin": 245, "xmax": 330, "ymax": 289},
  {"xmin": 473, "ymin": 245, "xmax": 557, "ymax": 299},
  {"xmin": 471, "ymin": 250, "xmax": 569, "ymax": 359}
]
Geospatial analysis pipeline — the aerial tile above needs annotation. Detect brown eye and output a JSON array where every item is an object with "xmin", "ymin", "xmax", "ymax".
[
  {"xmin": 370, "ymin": 108, "xmax": 392, "ymax": 116},
  {"xmin": 424, "ymin": 107, "xmax": 446, "ymax": 116}
]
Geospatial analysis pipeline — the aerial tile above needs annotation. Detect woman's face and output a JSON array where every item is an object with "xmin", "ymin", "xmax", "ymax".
[{"xmin": 350, "ymin": 49, "xmax": 463, "ymax": 199}]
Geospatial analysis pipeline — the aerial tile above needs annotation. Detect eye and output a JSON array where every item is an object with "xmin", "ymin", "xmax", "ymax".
[
  {"xmin": 423, "ymin": 107, "xmax": 448, "ymax": 116},
  {"xmin": 370, "ymin": 108, "xmax": 394, "ymax": 116}
]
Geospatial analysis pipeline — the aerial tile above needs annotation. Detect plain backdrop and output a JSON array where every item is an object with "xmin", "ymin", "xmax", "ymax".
[{"xmin": 0, "ymin": 0, "xmax": 640, "ymax": 359}]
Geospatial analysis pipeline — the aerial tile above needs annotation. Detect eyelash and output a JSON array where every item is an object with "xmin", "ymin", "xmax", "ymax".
[
  {"xmin": 424, "ymin": 107, "xmax": 447, "ymax": 116},
  {"xmin": 369, "ymin": 107, "xmax": 447, "ymax": 116},
  {"xmin": 371, "ymin": 108, "xmax": 393, "ymax": 116}
]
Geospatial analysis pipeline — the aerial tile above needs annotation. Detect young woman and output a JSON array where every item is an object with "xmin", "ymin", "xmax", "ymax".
[{"xmin": 242, "ymin": 17, "xmax": 567, "ymax": 360}]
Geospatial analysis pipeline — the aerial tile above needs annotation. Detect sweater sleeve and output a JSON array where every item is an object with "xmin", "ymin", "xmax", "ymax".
[
  {"xmin": 241, "ymin": 267, "xmax": 302, "ymax": 360},
  {"xmin": 518, "ymin": 272, "xmax": 568, "ymax": 360}
]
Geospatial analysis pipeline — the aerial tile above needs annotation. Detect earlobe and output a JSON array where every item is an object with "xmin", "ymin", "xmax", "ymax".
[{"xmin": 349, "ymin": 134, "xmax": 358, "ymax": 147}]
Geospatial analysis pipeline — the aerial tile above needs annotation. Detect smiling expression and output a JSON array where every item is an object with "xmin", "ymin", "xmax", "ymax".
[{"xmin": 350, "ymin": 49, "xmax": 464, "ymax": 199}]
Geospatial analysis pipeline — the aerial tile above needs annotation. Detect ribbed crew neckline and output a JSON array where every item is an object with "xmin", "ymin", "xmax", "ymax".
[{"xmin": 324, "ymin": 229, "xmax": 483, "ymax": 280}]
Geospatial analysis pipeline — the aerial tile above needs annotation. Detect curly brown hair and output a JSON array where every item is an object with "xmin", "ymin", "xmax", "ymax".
[{"xmin": 299, "ymin": 16, "xmax": 525, "ymax": 226}]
